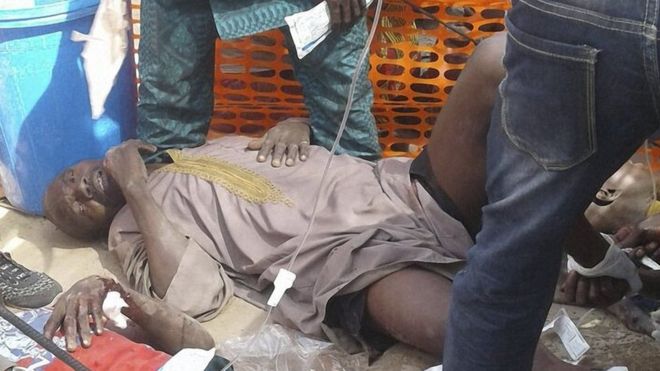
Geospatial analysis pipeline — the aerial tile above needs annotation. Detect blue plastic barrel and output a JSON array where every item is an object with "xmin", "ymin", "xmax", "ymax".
[{"xmin": 0, "ymin": 0, "xmax": 136, "ymax": 215}]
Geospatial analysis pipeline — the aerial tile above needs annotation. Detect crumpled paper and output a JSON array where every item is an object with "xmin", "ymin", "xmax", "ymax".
[
  {"xmin": 161, "ymin": 348, "xmax": 216, "ymax": 371},
  {"xmin": 71, "ymin": 0, "xmax": 129, "ymax": 119}
]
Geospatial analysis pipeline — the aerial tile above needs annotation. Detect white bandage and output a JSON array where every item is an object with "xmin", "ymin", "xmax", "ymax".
[
  {"xmin": 567, "ymin": 234, "xmax": 642, "ymax": 294},
  {"xmin": 102, "ymin": 291, "xmax": 129, "ymax": 329}
]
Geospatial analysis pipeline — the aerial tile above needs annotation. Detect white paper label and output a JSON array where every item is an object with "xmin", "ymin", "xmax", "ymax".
[
  {"xmin": 285, "ymin": 0, "xmax": 375, "ymax": 59},
  {"xmin": 543, "ymin": 308, "xmax": 590, "ymax": 361},
  {"xmin": 641, "ymin": 256, "xmax": 660, "ymax": 270}
]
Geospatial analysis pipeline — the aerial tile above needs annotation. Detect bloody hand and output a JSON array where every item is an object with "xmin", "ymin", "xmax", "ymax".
[{"xmin": 43, "ymin": 276, "xmax": 118, "ymax": 351}]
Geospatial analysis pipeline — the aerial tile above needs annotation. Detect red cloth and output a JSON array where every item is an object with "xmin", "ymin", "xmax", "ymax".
[{"xmin": 43, "ymin": 330, "xmax": 171, "ymax": 371}]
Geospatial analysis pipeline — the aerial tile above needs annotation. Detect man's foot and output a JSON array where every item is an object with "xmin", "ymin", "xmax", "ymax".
[{"xmin": 0, "ymin": 252, "xmax": 62, "ymax": 308}]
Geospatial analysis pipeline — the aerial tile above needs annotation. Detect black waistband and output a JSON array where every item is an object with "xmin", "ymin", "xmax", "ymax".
[{"xmin": 409, "ymin": 148, "xmax": 472, "ymax": 237}]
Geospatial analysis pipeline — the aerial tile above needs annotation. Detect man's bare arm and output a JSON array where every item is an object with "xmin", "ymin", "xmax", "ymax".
[
  {"xmin": 104, "ymin": 140, "xmax": 189, "ymax": 298},
  {"xmin": 44, "ymin": 276, "xmax": 214, "ymax": 353},
  {"xmin": 565, "ymin": 215, "xmax": 608, "ymax": 268}
]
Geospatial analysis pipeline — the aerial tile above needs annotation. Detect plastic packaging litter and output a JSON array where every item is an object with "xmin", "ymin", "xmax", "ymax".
[
  {"xmin": 216, "ymin": 324, "xmax": 368, "ymax": 371},
  {"xmin": 71, "ymin": 0, "xmax": 130, "ymax": 119},
  {"xmin": 161, "ymin": 348, "xmax": 216, "ymax": 371},
  {"xmin": 542, "ymin": 308, "xmax": 590, "ymax": 361}
]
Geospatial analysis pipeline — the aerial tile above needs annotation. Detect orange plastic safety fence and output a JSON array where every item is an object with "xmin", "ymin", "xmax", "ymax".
[
  {"xmin": 367, "ymin": 1, "xmax": 508, "ymax": 156},
  {"xmin": 636, "ymin": 141, "xmax": 660, "ymax": 172},
  {"xmin": 211, "ymin": 31, "xmax": 310, "ymax": 139},
  {"xmin": 129, "ymin": 0, "xmax": 510, "ymax": 157}
]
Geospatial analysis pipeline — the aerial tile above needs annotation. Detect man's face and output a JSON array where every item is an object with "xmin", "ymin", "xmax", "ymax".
[
  {"xmin": 585, "ymin": 161, "xmax": 655, "ymax": 234},
  {"xmin": 44, "ymin": 160, "xmax": 124, "ymax": 239}
]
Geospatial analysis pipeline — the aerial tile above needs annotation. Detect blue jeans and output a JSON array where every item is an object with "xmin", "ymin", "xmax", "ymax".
[{"xmin": 443, "ymin": 1, "xmax": 660, "ymax": 370}]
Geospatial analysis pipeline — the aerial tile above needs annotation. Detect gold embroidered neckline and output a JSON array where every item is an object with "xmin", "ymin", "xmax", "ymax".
[{"xmin": 157, "ymin": 149, "xmax": 293, "ymax": 207}]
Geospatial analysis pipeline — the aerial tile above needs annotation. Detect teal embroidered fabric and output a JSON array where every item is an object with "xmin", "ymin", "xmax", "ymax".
[{"xmin": 137, "ymin": 0, "xmax": 381, "ymax": 162}]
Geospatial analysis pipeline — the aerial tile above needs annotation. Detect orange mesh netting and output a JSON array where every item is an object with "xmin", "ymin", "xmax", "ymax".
[
  {"xmin": 129, "ymin": 1, "xmax": 510, "ymax": 157},
  {"xmin": 636, "ymin": 141, "xmax": 660, "ymax": 172}
]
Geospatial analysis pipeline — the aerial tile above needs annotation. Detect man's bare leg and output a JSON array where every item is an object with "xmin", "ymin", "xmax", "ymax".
[
  {"xmin": 364, "ymin": 267, "xmax": 586, "ymax": 370},
  {"xmin": 426, "ymin": 33, "xmax": 506, "ymax": 234}
]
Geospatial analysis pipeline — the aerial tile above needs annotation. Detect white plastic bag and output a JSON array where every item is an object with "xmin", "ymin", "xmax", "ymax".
[
  {"xmin": 216, "ymin": 324, "xmax": 368, "ymax": 370},
  {"xmin": 71, "ymin": 0, "xmax": 129, "ymax": 119}
]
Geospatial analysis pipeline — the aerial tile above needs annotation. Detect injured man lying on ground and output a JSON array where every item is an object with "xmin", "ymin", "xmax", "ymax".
[
  {"xmin": 39, "ymin": 33, "xmax": 660, "ymax": 370},
  {"xmin": 40, "ymin": 136, "xmax": 610, "ymax": 371}
]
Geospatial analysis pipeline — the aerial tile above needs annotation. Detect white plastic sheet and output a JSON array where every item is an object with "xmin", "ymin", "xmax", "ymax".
[
  {"xmin": 216, "ymin": 324, "xmax": 368, "ymax": 370},
  {"xmin": 71, "ymin": 0, "xmax": 129, "ymax": 119}
]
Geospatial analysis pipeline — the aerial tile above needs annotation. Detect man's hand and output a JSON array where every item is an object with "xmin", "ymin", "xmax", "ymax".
[
  {"xmin": 614, "ymin": 225, "xmax": 660, "ymax": 264},
  {"xmin": 247, "ymin": 118, "xmax": 311, "ymax": 167},
  {"xmin": 43, "ymin": 276, "xmax": 116, "ymax": 351},
  {"xmin": 628, "ymin": 239, "xmax": 660, "ymax": 263},
  {"xmin": 560, "ymin": 271, "xmax": 629, "ymax": 308},
  {"xmin": 326, "ymin": 0, "xmax": 367, "ymax": 30},
  {"xmin": 103, "ymin": 139, "xmax": 156, "ymax": 191}
]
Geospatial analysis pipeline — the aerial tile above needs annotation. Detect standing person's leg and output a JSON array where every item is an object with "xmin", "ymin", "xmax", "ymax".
[
  {"xmin": 282, "ymin": 18, "xmax": 381, "ymax": 160},
  {"xmin": 442, "ymin": 1, "xmax": 660, "ymax": 370},
  {"xmin": 137, "ymin": 0, "xmax": 218, "ymax": 162}
]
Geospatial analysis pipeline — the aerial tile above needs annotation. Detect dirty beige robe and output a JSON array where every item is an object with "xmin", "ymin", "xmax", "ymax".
[{"xmin": 108, "ymin": 136, "xmax": 473, "ymax": 340}]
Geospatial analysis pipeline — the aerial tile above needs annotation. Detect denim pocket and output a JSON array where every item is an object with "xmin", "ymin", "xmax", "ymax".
[{"xmin": 501, "ymin": 18, "xmax": 599, "ymax": 170}]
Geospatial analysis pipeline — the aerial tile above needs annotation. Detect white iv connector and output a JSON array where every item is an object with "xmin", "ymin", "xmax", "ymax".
[{"xmin": 267, "ymin": 269, "xmax": 296, "ymax": 307}]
